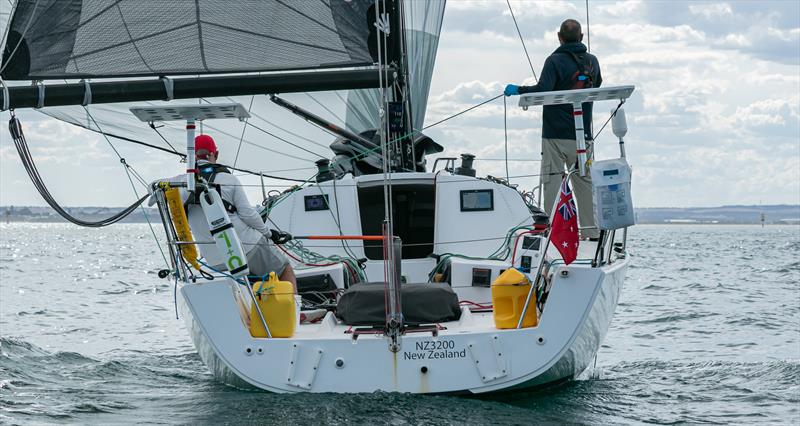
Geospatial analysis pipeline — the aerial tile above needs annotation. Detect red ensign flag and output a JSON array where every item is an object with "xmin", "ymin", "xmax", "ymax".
[{"xmin": 550, "ymin": 176, "xmax": 580, "ymax": 264}]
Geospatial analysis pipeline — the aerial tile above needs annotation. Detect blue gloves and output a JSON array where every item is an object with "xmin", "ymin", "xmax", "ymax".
[{"xmin": 504, "ymin": 84, "xmax": 520, "ymax": 96}]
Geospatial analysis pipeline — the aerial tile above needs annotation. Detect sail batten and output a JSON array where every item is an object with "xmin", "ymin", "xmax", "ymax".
[{"xmin": 2, "ymin": 0, "xmax": 378, "ymax": 81}]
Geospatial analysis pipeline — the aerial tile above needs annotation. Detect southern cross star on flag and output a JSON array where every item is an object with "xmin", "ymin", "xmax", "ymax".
[{"xmin": 550, "ymin": 175, "xmax": 580, "ymax": 264}]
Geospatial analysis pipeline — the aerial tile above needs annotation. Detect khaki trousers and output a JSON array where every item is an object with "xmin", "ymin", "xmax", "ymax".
[{"xmin": 540, "ymin": 138, "xmax": 599, "ymax": 239}]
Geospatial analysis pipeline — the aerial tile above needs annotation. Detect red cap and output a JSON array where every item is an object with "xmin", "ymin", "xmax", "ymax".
[{"xmin": 195, "ymin": 134, "xmax": 218, "ymax": 156}]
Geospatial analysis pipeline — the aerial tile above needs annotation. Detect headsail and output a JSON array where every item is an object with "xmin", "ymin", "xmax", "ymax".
[
  {"xmin": 344, "ymin": 0, "xmax": 445, "ymax": 133},
  {"xmin": 2, "ymin": 0, "xmax": 376, "ymax": 80}
]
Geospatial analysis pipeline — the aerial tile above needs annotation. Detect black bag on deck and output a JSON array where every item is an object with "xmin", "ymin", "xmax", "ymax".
[
  {"xmin": 296, "ymin": 273, "xmax": 339, "ymax": 305},
  {"xmin": 336, "ymin": 282, "xmax": 462, "ymax": 326}
]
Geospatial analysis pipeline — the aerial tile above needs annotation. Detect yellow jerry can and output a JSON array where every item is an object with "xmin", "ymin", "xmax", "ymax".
[
  {"xmin": 249, "ymin": 272, "xmax": 296, "ymax": 338},
  {"xmin": 491, "ymin": 268, "xmax": 538, "ymax": 329}
]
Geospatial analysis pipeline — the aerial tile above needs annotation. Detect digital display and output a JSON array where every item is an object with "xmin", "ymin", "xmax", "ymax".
[
  {"xmin": 304, "ymin": 194, "xmax": 329, "ymax": 211},
  {"xmin": 603, "ymin": 169, "xmax": 620, "ymax": 176},
  {"xmin": 460, "ymin": 189, "xmax": 493, "ymax": 212}
]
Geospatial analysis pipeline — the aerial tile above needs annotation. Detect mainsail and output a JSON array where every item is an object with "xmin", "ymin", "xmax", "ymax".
[
  {"xmin": 0, "ymin": 0, "xmax": 447, "ymax": 181},
  {"xmin": 2, "ymin": 0, "xmax": 375, "ymax": 80}
]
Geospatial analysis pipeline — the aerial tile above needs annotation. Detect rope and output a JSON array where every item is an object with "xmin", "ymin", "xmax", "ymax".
[
  {"xmin": 8, "ymin": 115, "xmax": 147, "ymax": 227},
  {"xmin": 506, "ymin": 0, "xmax": 538, "ymax": 82},
  {"xmin": 593, "ymin": 99, "xmax": 625, "ymax": 140}
]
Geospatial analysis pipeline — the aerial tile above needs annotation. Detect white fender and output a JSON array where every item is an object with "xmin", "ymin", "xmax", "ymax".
[{"xmin": 199, "ymin": 189, "xmax": 249, "ymax": 278}]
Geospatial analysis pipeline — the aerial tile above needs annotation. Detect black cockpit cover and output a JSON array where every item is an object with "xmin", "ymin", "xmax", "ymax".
[{"xmin": 337, "ymin": 282, "xmax": 461, "ymax": 326}]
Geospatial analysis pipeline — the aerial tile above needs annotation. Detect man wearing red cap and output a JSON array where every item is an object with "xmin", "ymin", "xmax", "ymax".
[{"xmin": 177, "ymin": 134, "xmax": 296, "ymax": 286}]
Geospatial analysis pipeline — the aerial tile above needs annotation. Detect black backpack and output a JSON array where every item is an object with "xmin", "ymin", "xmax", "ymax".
[
  {"xmin": 184, "ymin": 163, "xmax": 237, "ymax": 214},
  {"xmin": 566, "ymin": 52, "xmax": 594, "ymax": 89}
]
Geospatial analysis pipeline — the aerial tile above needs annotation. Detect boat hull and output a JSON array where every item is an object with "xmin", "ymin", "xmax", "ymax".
[{"xmin": 178, "ymin": 258, "xmax": 628, "ymax": 394}]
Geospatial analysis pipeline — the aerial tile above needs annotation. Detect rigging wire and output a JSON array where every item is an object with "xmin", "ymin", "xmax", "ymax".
[
  {"xmin": 233, "ymin": 95, "xmax": 255, "ymax": 167},
  {"xmin": 80, "ymin": 120, "xmax": 307, "ymax": 182},
  {"xmin": 197, "ymin": 96, "xmax": 326, "ymax": 160},
  {"xmin": 506, "ymin": 0, "xmax": 538, "ymax": 82},
  {"xmin": 201, "ymin": 122, "xmax": 314, "ymax": 162},
  {"xmin": 143, "ymin": 121, "xmax": 309, "ymax": 182},
  {"xmin": 333, "ymin": 90, "xmax": 374, "ymax": 131},
  {"xmin": 82, "ymin": 106, "xmax": 170, "ymax": 266},
  {"xmin": 306, "ymin": 93, "xmax": 346, "ymax": 125},
  {"xmin": 243, "ymin": 100, "xmax": 330, "ymax": 150},
  {"xmin": 243, "ymin": 120, "xmax": 328, "ymax": 159},
  {"xmin": 422, "ymin": 94, "xmax": 503, "ymax": 131},
  {"xmin": 148, "ymin": 123, "xmax": 180, "ymax": 154},
  {"xmin": 585, "ymin": 0, "xmax": 591, "ymax": 53}
]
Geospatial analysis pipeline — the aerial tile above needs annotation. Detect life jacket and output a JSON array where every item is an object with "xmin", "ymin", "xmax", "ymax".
[
  {"xmin": 564, "ymin": 52, "xmax": 594, "ymax": 90},
  {"xmin": 185, "ymin": 163, "xmax": 237, "ymax": 214}
]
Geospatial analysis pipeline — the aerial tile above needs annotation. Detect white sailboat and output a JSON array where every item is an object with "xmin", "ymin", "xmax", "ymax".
[{"xmin": 1, "ymin": 0, "xmax": 635, "ymax": 393}]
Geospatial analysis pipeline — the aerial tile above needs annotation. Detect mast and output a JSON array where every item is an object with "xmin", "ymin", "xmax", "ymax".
[{"xmin": 385, "ymin": 0, "xmax": 413, "ymax": 172}]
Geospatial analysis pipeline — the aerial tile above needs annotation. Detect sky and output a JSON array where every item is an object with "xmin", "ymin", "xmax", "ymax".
[{"xmin": 0, "ymin": 0, "xmax": 799, "ymax": 208}]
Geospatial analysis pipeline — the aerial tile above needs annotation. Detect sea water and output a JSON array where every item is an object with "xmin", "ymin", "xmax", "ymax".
[{"xmin": 1, "ymin": 223, "xmax": 798, "ymax": 425}]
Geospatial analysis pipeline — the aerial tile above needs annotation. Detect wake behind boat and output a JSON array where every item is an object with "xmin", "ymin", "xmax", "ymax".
[{"xmin": 1, "ymin": 0, "xmax": 636, "ymax": 394}]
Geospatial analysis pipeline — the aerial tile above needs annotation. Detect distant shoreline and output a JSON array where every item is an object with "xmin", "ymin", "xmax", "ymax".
[
  {"xmin": 2, "ymin": 221, "xmax": 795, "ymax": 226},
  {"xmin": 1, "ymin": 204, "xmax": 797, "ymax": 226}
]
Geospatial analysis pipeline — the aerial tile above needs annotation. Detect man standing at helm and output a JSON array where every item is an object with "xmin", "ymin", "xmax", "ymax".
[
  {"xmin": 158, "ymin": 134, "xmax": 297, "ymax": 288},
  {"xmin": 504, "ymin": 19, "xmax": 602, "ymax": 240}
]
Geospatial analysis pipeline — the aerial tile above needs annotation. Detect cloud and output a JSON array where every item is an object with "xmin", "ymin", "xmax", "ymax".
[
  {"xmin": 424, "ymin": 1, "xmax": 799, "ymax": 207},
  {"xmin": 688, "ymin": 3, "xmax": 734, "ymax": 19}
]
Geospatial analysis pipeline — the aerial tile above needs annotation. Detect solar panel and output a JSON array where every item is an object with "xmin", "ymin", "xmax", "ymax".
[
  {"xmin": 129, "ymin": 103, "xmax": 251, "ymax": 122},
  {"xmin": 518, "ymin": 85, "xmax": 635, "ymax": 109}
]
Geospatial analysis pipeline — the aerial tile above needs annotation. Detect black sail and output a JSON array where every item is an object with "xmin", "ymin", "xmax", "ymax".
[{"xmin": 1, "ymin": 0, "xmax": 375, "ymax": 80}]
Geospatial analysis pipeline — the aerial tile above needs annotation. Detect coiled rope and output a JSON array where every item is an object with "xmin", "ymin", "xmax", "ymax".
[{"xmin": 8, "ymin": 114, "xmax": 147, "ymax": 227}]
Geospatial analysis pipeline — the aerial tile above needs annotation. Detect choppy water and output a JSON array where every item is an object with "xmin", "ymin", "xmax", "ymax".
[{"xmin": 1, "ymin": 223, "xmax": 798, "ymax": 425}]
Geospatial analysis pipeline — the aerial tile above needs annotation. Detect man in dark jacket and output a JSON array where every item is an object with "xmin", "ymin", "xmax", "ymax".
[{"xmin": 504, "ymin": 19, "xmax": 601, "ymax": 239}]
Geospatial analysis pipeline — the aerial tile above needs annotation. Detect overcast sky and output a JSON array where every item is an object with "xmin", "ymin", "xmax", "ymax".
[{"xmin": 1, "ymin": 0, "xmax": 798, "ymax": 208}]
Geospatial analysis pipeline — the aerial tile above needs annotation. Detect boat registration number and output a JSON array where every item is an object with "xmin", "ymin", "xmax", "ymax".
[{"xmin": 403, "ymin": 340, "xmax": 466, "ymax": 360}]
